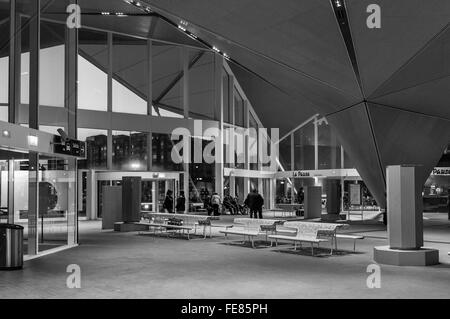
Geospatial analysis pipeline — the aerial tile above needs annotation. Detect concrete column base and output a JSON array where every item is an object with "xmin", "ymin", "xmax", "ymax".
[
  {"xmin": 114, "ymin": 222, "xmax": 149, "ymax": 232},
  {"xmin": 374, "ymin": 246, "xmax": 439, "ymax": 266}
]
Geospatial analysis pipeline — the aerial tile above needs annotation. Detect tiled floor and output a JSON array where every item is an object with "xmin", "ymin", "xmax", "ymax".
[{"xmin": 0, "ymin": 213, "xmax": 449, "ymax": 299}]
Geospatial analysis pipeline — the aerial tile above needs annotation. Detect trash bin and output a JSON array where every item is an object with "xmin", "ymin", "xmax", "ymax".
[{"xmin": 0, "ymin": 224, "xmax": 24, "ymax": 270}]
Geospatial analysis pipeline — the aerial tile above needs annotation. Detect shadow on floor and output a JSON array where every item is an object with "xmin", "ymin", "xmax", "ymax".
[
  {"xmin": 136, "ymin": 232, "xmax": 216, "ymax": 240},
  {"xmin": 272, "ymin": 247, "xmax": 365, "ymax": 258},
  {"xmin": 218, "ymin": 240, "xmax": 291, "ymax": 249}
]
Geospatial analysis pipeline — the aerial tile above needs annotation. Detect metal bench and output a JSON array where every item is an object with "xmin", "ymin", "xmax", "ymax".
[
  {"xmin": 335, "ymin": 234, "xmax": 365, "ymax": 251},
  {"xmin": 269, "ymin": 222, "xmax": 343, "ymax": 256},
  {"xmin": 219, "ymin": 218, "xmax": 285, "ymax": 248},
  {"xmin": 140, "ymin": 216, "xmax": 193, "ymax": 239}
]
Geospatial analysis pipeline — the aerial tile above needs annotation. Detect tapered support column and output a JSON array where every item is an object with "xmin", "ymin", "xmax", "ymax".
[{"xmin": 374, "ymin": 165, "xmax": 439, "ymax": 266}]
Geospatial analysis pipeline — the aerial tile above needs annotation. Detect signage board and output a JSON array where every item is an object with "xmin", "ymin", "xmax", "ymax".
[
  {"xmin": 53, "ymin": 136, "xmax": 86, "ymax": 158},
  {"xmin": 349, "ymin": 184, "xmax": 361, "ymax": 205}
]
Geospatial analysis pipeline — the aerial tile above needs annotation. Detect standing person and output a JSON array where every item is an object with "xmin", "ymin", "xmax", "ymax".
[
  {"xmin": 176, "ymin": 191, "xmax": 186, "ymax": 213},
  {"xmin": 244, "ymin": 189, "xmax": 264, "ymax": 219},
  {"xmin": 163, "ymin": 189, "xmax": 174, "ymax": 214},
  {"xmin": 211, "ymin": 192, "xmax": 221, "ymax": 216}
]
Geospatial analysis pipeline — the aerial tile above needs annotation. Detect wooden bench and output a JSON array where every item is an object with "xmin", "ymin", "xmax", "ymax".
[
  {"xmin": 219, "ymin": 218, "xmax": 285, "ymax": 248},
  {"xmin": 269, "ymin": 222, "xmax": 343, "ymax": 256}
]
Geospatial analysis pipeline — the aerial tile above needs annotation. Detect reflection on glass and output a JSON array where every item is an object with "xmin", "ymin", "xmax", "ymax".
[
  {"xmin": 112, "ymin": 130, "xmax": 148, "ymax": 170},
  {"xmin": 78, "ymin": 128, "xmax": 107, "ymax": 169},
  {"xmin": 152, "ymin": 133, "xmax": 183, "ymax": 171}
]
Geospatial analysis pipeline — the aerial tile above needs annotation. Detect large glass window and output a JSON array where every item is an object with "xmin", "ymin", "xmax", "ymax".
[
  {"xmin": 0, "ymin": 1, "xmax": 9, "ymax": 122},
  {"xmin": 278, "ymin": 135, "xmax": 291, "ymax": 171},
  {"xmin": 112, "ymin": 131, "xmax": 148, "ymax": 170},
  {"xmin": 234, "ymin": 88, "xmax": 245, "ymax": 127},
  {"xmin": 188, "ymin": 49, "xmax": 215, "ymax": 120},
  {"xmin": 19, "ymin": 5, "xmax": 30, "ymax": 125},
  {"xmin": 222, "ymin": 69, "xmax": 230, "ymax": 124},
  {"xmin": 152, "ymin": 42, "xmax": 183, "ymax": 118},
  {"xmin": 152, "ymin": 133, "xmax": 183, "ymax": 171},
  {"xmin": 317, "ymin": 120, "xmax": 341, "ymax": 170},
  {"xmin": 78, "ymin": 128, "xmax": 108, "ymax": 169},
  {"xmin": 78, "ymin": 29, "xmax": 108, "ymax": 111},
  {"xmin": 249, "ymin": 112, "xmax": 259, "ymax": 170},
  {"xmin": 188, "ymin": 137, "xmax": 215, "ymax": 209},
  {"xmin": 294, "ymin": 121, "xmax": 315, "ymax": 170},
  {"xmin": 39, "ymin": 21, "xmax": 66, "ymax": 131},
  {"xmin": 112, "ymin": 35, "xmax": 148, "ymax": 115}
]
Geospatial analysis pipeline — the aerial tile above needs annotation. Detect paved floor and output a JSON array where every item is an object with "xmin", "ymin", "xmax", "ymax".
[{"xmin": 1, "ymin": 213, "xmax": 449, "ymax": 299}]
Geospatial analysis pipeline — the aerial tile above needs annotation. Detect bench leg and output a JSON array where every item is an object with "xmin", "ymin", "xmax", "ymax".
[
  {"xmin": 294, "ymin": 241, "xmax": 297, "ymax": 251},
  {"xmin": 311, "ymin": 243, "xmax": 314, "ymax": 256},
  {"xmin": 353, "ymin": 240, "xmax": 356, "ymax": 252},
  {"xmin": 194, "ymin": 224, "xmax": 197, "ymax": 235},
  {"xmin": 251, "ymin": 237, "xmax": 255, "ymax": 248},
  {"xmin": 330, "ymin": 240, "xmax": 333, "ymax": 255}
]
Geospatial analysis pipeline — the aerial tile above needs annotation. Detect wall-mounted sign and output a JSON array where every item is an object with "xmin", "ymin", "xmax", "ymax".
[
  {"xmin": 349, "ymin": 184, "xmax": 361, "ymax": 205},
  {"xmin": 293, "ymin": 171, "xmax": 311, "ymax": 177},
  {"xmin": 53, "ymin": 136, "xmax": 86, "ymax": 158},
  {"xmin": 431, "ymin": 168, "xmax": 450, "ymax": 176}
]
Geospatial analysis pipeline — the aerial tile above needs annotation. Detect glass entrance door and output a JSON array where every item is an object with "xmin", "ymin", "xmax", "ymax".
[{"xmin": 37, "ymin": 156, "xmax": 75, "ymax": 252}]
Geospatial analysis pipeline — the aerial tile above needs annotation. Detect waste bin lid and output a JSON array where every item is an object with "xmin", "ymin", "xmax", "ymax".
[{"xmin": 0, "ymin": 224, "xmax": 24, "ymax": 230}]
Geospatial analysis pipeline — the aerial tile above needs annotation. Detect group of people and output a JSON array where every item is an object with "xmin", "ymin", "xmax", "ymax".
[
  {"xmin": 162, "ymin": 188, "xmax": 265, "ymax": 219},
  {"xmin": 162, "ymin": 190, "xmax": 186, "ymax": 214}
]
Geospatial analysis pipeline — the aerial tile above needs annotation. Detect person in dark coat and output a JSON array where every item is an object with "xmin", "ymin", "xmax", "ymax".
[
  {"xmin": 163, "ymin": 189, "xmax": 174, "ymax": 213},
  {"xmin": 176, "ymin": 191, "xmax": 186, "ymax": 213},
  {"xmin": 244, "ymin": 189, "xmax": 264, "ymax": 219}
]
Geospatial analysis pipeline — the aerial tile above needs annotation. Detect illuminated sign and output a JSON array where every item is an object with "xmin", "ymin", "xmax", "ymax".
[
  {"xmin": 293, "ymin": 171, "xmax": 310, "ymax": 177},
  {"xmin": 431, "ymin": 168, "xmax": 450, "ymax": 176},
  {"xmin": 28, "ymin": 135, "xmax": 38, "ymax": 147}
]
